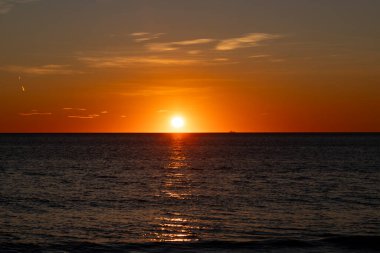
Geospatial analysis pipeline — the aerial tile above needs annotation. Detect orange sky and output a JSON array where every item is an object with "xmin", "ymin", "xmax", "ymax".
[{"xmin": 1, "ymin": 0, "xmax": 379, "ymax": 132}]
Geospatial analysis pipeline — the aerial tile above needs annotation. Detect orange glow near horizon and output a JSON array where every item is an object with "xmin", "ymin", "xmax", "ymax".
[{"xmin": 0, "ymin": 1, "xmax": 379, "ymax": 133}]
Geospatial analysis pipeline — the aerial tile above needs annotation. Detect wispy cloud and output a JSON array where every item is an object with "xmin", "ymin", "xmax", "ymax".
[
  {"xmin": 169, "ymin": 39, "xmax": 215, "ymax": 46},
  {"xmin": 79, "ymin": 56, "xmax": 203, "ymax": 68},
  {"xmin": 147, "ymin": 38, "xmax": 214, "ymax": 52},
  {"xmin": 130, "ymin": 32, "xmax": 149, "ymax": 37},
  {"xmin": 78, "ymin": 32, "xmax": 281, "ymax": 68},
  {"xmin": 1, "ymin": 64, "xmax": 80, "ymax": 75},
  {"xmin": 63, "ymin": 108, "xmax": 87, "ymax": 111},
  {"xmin": 19, "ymin": 110, "xmax": 52, "ymax": 116},
  {"xmin": 68, "ymin": 115, "xmax": 95, "ymax": 119},
  {"xmin": 64, "ymin": 108, "xmax": 108, "ymax": 119},
  {"xmin": 142, "ymin": 33, "xmax": 281, "ymax": 53},
  {"xmin": 78, "ymin": 54, "xmax": 239, "ymax": 68},
  {"xmin": 249, "ymin": 54, "xmax": 271, "ymax": 59},
  {"xmin": 19, "ymin": 112, "xmax": 52, "ymax": 116},
  {"xmin": 68, "ymin": 114, "xmax": 100, "ymax": 119},
  {"xmin": 216, "ymin": 33, "xmax": 281, "ymax": 51},
  {"xmin": 0, "ymin": 0, "xmax": 39, "ymax": 15},
  {"xmin": 248, "ymin": 54, "xmax": 285, "ymax": 63},
  {"xmin": 131, "ymin": 32, "xmax": 165, "ymax": 42}
]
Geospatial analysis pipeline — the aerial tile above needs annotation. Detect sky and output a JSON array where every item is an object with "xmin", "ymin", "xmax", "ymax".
[{"xmin": 0, "ymin": 0, "xmax": 379, "ymax": 132}]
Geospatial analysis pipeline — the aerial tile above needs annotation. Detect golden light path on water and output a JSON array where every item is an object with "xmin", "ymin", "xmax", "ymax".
[{"xmin": 148, "ymin": 134, "xmax": 199, "ymax": 242}]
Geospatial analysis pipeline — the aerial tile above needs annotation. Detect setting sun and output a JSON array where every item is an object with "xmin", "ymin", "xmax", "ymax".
[
  {"xmin": 171, "ymin": 116, "xmax": 185, "ymax": 129},
  {"xmin": 1, "ymin": 1, "xmax": 379, "ymax": 252}
]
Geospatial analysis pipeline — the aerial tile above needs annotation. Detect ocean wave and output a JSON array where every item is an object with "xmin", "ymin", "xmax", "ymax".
[{"xmin": 1, "ymin": 235, "xmax": 379, "ymax": 253}]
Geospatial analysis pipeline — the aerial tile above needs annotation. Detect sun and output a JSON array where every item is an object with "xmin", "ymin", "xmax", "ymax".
[{"xmin": 171, "ymin": 116, "xmax": 185, "ymax": 129}]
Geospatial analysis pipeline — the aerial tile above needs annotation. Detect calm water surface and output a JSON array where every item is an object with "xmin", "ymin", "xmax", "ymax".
[{"xmin": 0, "ymin": 134, "xmax": 379, "ymax": 252}]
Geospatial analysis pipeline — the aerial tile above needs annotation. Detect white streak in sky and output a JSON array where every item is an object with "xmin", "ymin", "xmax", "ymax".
[
  {"xmin": 131, "ymin": 32, "xmax": 165, "ymax": 42},
  {"xmin": 18, "ymin": 75, "xmax": 25, "ymax": 92},
  {"xmin": 147, "ymin": 38, "xmax": 214, "ymax": 52},
  {"xmin": 19, "ymin": 111, "xmax": 52, "ymax": 116},
  {"xmin": 68, "ymin": 116, "xmax": 94, "ymax": 119},
  {"xmin": 78, "ymin": 56, "xmax": 203, "ymax": 68},
  {"xmin": 1, "ymin": 64, "xmax": 80, "ymax": 75},
  {"xmin": 68, "ymin": 115, "xmax": 99, "ymax": 119},
  {"xmin": 63, "ymin": 108, "xmax": 87, "ymax": 111},
  {"xmin": 216, "ymin": 33, "xmax": 281, "ymax": 51}
]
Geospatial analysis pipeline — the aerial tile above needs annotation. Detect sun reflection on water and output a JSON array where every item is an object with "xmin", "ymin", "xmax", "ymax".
[
  {"xmin": 147, "ymin": 134, "xmax": 200, "ymax": 242},
  {"xmin": 152, "ymin": 215, "xmax": 199, "ymax": 242}
]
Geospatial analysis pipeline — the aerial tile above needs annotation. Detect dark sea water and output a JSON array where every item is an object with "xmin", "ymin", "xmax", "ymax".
[{"xmin": 1, "ymin": 133, "xmax": 379, "ymax": 253}]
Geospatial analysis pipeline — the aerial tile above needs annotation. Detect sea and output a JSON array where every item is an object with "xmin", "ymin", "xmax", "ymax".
[{"xmin": 0, "ymin": 133, "xmax": 379, "ymax": 253}]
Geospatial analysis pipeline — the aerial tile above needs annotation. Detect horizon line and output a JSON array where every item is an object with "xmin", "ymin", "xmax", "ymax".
[{"xmin": 1, "ymin": 132, "xmax": 379, "ymax": 134}]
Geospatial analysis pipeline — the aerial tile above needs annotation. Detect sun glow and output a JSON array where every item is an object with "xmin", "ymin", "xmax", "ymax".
[{"xmin": 171, "ymin": 116, "xmax": 185, "ymax": 130}]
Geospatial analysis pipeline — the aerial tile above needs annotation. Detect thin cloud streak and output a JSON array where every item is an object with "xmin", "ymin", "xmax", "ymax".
[
  {"xmin": 139, "ymin": 33, "xmax": 281, "ymax": 52},
  {"xmin": 79, "ymin": 56, "xmax": 203, "ymax": 68},
  {"xmin": 131, "ymin": 32, "xmax": 165, "ymax": 42},
  {"xmin": 68, "ymin": 114, "xmax": 100, "ymax": 119},
  {"xmin": 68, "ymin": 116, "xmax": 95, "ymax": 119},
  {"xmin": 130, "ymin": 32, "xmax": 149, "ymax": 37},
  {"xmin": 249, "ymin": 54, "xmax": 271, "ymax": 58},
  {"xmin": 78, "ymin": 32, "xmax": 281, "ymax": 68},
  {"xmin": 147, "ymin": 38, "xmax": 214, "ymax": 52},
  {"xmin": 1, "ymin": 65, "xmax": 80, "ymax": 75},
  {"xmin": 79, "ymin": 54, "xmax": 238, "ymax": 68},
  {"xmin": 216, "ymin": 33, "xmax": 281, "ymax": 51},
  {"xmin": 19, "ymin": 112, "xmax": 52, "ymax": 116},
  {"xmin": 63, "ymin": 108, "xmax": 87, "ymax": 111}
]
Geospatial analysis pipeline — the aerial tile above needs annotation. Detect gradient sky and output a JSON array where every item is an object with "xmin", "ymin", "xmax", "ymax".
[{"xmin": 1, "ymin": 0, "xmax": 379, "ymax": 132}]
